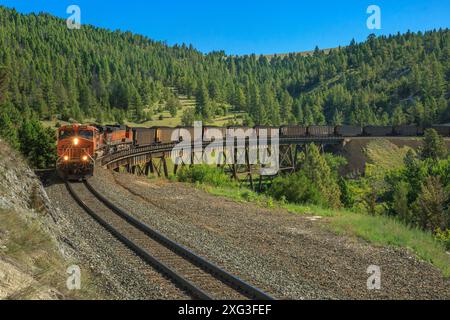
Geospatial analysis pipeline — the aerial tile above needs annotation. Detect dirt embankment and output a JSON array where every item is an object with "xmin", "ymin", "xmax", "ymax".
[
  {"xmin": 337, "ymin": 138, "xmax": 450, "ymax": 176},
  {"xmin": 0, "ymin": 140, "xmax": 100, "ymax": 300}
]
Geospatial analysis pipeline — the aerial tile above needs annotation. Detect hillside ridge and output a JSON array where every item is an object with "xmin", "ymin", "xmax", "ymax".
[{"xmin": 0, "ymin": 6, "xmax": 448, "ymax": 130}]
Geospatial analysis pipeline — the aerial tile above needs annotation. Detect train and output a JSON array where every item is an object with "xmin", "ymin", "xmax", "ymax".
[
  {"xmin": 56, "ymin": 124, "xmax": 99, "ymax": 180},
  {"xmin": 57, "ymin": 124, "xmax": 134, "ymax": 179},
  {"xmin": 57, "ymin": 123, "xmax": 450, "ymax": 180}
]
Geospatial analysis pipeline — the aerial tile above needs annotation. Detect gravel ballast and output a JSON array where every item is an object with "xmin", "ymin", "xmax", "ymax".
[
  {"xmin": 87, "ymin": 167, "xmax": 450, "ymax": 300},
  {"xmin": 45, "ymin": 178, "xmax": 188, "ymax": 300}
]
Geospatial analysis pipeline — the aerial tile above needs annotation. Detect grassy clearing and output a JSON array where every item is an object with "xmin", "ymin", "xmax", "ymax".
[
  {"xmin": 0, "ymin": 209, "xmax": 103, "ymax": 299},
  {"xmin": 43, "ymin": 112, "xmax": 244, "ymax": 129},
  {"xmin": 365, "ymin": 139, "xmax": 415, "ymax": 170},
  {"xmin": 126, "ymin": 112, "xmax": 245, "ymax": 128},
  {"xmin": 330, "ymin": 212, "xmax": 450, "ymax": 277},
  {"xmin": 42, "ymin": 93, "xmax": 245, "ymax": 129},
  {"xmin": 126, "ymin": 111, "xmax": 183, "ymax": 128},
  {"xmin": 197, "ymin": 184, "xmax": 450, "ymax": 277}
]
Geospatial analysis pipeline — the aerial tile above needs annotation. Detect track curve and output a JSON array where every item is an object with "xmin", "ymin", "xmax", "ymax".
[{"xmin": 65, "ymin": 180, "xmax": 275, "ymax": 300}]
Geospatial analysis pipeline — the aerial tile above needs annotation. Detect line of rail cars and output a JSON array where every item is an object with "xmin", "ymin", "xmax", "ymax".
[
  {"xmin": 130, "ymin": 123, "xmax": 449, "ymax": 146},
  {"xmin": 57, "ymin": 123, "xmax": 449, "ymax": 179}
]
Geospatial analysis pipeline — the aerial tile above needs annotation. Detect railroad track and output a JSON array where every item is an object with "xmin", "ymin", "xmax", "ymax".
[{"xmin": 65, "ymin": 180, "xmax": 274, "ymax": 300}]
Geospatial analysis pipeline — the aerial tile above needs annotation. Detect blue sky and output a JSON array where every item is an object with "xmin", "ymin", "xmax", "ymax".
[{"xmin": 0, "ymin": 0, "xmax": 449, "ymax": 55}]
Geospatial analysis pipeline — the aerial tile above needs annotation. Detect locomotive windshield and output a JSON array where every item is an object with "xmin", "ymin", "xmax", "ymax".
[
  {"xmin": 59, "ymin": 129, "xmax": 74, "ymax": 139},
  {"xmin": 79, "ymin": 130, "xmax": 94, "ymax": 140}
]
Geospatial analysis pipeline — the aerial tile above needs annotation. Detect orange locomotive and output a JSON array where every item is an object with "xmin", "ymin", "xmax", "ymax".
[
  {"xmin": 98, "ymin": 125, "xmax": 133, "ymax": 153},
  {"xmin": 56, "ymin": 124, "xmax": 100, "ymax": 180},
  {"xmin": 56, "ymin": 124, "xmax": 134, "ymax": 180}
]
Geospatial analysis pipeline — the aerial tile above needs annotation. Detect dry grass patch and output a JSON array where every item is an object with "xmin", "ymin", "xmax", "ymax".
[{"xmin": 0, "ymin": 209, "xmax": 102, "ymax": 300}]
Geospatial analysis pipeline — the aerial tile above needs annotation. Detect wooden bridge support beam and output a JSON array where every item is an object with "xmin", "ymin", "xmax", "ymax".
[
  {"xmin": 244, "ymin": 146, "xmax": 254, "ymax": 190},
  {"xmin": 162, "ymin": 155, "xmax": 169, "ymax": 178},
  {"xmin": 153, "ymin": 158, "xmax": 162, "ymax": 178},
  {"xmin": 134, "ymin": 164, "xmax": 146, "ymax": 176},
  {"xmin": 173, "ymin": 150, "xmax": 191, "ymax": 176},
  {"xmin": 148, "ymin": 156, "xmax": 155, "ymax": 175},
  {"xmin": 279, "ymin": 144, "xmax": 296, "ymax": 174},
  {"xmin": 223, "ymin": 143, "xmax": 257, "ymax": 190}
]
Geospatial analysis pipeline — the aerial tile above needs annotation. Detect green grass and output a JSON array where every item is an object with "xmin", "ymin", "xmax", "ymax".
[
  {"xmin": 126, "ymin": 110, "xmax": 183, "ymax": 127},
  {"xmin": 41, "ymin": 91, "xmax": 246, "ymax": 128},
  {"xmin": 196, "ymin": 184, "xmax": 450, "ymax": 277},
  {"xmin": 365, "ymin": 139, "xmax": 415, "ymax": 170},
  {"xmin": 43, "ymin": 111, "xmax": 244, "ymax": 129},
  {"xmin": 330, "ymin": 212, "xmax": 450, "ymax": 277},
  {"xmin": 127, "ymin": 111, "xmax": 245, "ymax": 128}
]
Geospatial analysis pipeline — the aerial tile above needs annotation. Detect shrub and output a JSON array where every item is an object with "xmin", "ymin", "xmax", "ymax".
[
  {"xmin": 18, "ymin": 118, "xmax": 57, "ymax": 169},
  {"xmin": 392, "ymin": 181, "xmax": 412, "ymax": 223},
  {"xmin": 266, "ymin": 197, "xmax": 275, "ymax": 208},
  {"xmin": 300, "ymin": 144, "xmax": 342, "ymax": 208},
  {"xmin": 181, "ymin": 108, "xmax": 196, "ymax": 126},
  {"xmin": 412, "ymin": 176, "xmax": 447, "ymax": 231},
  {"xmin": 339, "ymin": 177, "xmax": 354, "ymax": 208},
  {"xmin": 177, "ymin": 165, "xmax": 234, "ymax": 188},
  {"xmin": 240, "ymin": 190, "xmax": 257, "ymax": 202},
  {"xmin": 269, "ymin": 171, "xmax": 325, "ymax": 206},
  {"xmin": 435, "ymin": 229, "xmax": 450, "ymax": 251},
  {"xmin": 421, "ymin": 129, "xmax": 448, "ymax": 161}
]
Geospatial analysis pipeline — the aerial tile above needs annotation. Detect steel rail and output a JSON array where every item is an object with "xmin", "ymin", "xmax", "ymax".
[
  {"xmin": 65, "ymin": 180, "xmax": 213, "ymax": 300},
  {"xmin": 83, "ymin": 179, "xmax": 275, "ymax": 300}
]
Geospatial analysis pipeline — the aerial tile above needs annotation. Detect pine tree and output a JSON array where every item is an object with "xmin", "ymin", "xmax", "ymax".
[
  {"xmin": 0, "ymin": 7, "xmax": 448, "ymax": 127},
  {"xmin": 18, "ymin": 117, "xmax": 56, "ymax": 169},
  {"xmin": 196, "ymin": 83, "xmax": 212, "ymax": 120},
  {"xmin": 412, "ymin": 176, "xmax": 448, "ymax": 231},
  {"xmin": 167, "ymin": 96, "xmax": 180, "ymax": 118},
  {"xmin": 280, "ymin": 91, "xmax": 293, "ymax": 124},
  {"xmin": 301, "ymin": 144, "xmax": 342, "ymax": 208},
  {"xmin": 128, "ymin": 86, "xmax": 144, "ymax": 121},
  {"xmin": 181, "ymin": 108, "xmax": 196, "ymax": 126},
  {"xmin": 392, "ymin": 106, "xmax": 407, "ymax": 125},
  {"xmin": 0, "ymin": 103, "xmax": 19, "ymax": 149},
  {"xmin": 393, "ymin": 181, "xmax": 411, "ymax": 223},
  {"xmin": 0, "ymin": 66, "xmax": 9, "ymax": 104},
  {"xmin": 233, "ymin": 87, "xmax": 246, "ymax": 111},
  {"xmin": 421, "ymin": 129, "xmax": 448, "ymax": 160},
  {"xmin": 332, "ymin": 110, "xmax": 344, "ymax": 125}
]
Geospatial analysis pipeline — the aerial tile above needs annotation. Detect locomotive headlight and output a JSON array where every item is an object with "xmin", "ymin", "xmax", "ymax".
[
  {"xmin": 73, "ymin": 138, "xmax": 79, "ymax": 146},
  {"xmin": 64, "ymin": 155, "xmax": 69, "ymax": 161},
  {"xmin": 82, "ymin": 155, "xmax": 88, "ymax": 162}
]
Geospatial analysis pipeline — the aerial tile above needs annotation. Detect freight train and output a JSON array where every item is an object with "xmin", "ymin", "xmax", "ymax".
[{"xmin": 57, "ymin": 123, "xmax": 450, "ymax": 180}]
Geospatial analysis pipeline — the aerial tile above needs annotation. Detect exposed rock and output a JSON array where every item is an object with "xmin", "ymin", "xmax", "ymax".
[
  {"xmin": 0, "ymin": 141, "xmax": 80, "ymax": 299},
  {"xmin": 0, "ymin": 141, "xmax": 59, "ymax": 230}
]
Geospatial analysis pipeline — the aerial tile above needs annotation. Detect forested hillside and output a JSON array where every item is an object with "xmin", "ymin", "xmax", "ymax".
[{"xmin": 0, "ymin": 5, "xmax": 449, "ymax": 127}]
